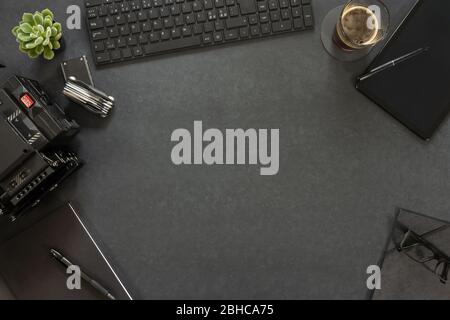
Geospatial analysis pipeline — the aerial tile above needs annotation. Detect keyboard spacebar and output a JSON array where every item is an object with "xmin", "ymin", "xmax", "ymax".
[{"xmin": 144, "ymin": 36, "xmax": 202, "ymax": 54}]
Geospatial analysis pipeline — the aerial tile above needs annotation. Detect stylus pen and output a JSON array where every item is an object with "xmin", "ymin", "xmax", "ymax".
[
  {"xmin": 50, "ymin": 249, "xmax": 116, "ymax": 300},
  {"xmin": 358, "ymin": 47, "xmax": 429, "ymax": 81}
]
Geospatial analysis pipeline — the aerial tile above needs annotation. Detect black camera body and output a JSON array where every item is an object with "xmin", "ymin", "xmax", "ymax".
[{"xmin": 0, "ymin": 76, "xmax": 81, "ymax": 220}]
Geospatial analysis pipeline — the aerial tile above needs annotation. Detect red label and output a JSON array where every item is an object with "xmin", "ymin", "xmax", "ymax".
[{"xmin": 20, "ymin": 93, "xmax": 35, "ymax": 109}]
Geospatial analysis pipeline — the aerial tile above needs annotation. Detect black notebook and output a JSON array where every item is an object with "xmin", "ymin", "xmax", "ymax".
[
  {"xmin": 0, "ymin": 203, "xmax": 132, "ymax": 300},
  {"xmin": 356, "ymin": 0, "xmax": 450, "ymax": 140}
]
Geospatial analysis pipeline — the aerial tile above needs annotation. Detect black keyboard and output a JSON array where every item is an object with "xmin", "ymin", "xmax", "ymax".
[{"xmin": 85, "ymin": 0, "xmax": 314, "ymax": 65}]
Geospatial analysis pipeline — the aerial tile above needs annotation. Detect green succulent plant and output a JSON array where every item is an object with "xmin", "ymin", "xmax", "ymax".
[{"xmin": 11, "ymin": 9, "xmax": 63, "ymax": 60}]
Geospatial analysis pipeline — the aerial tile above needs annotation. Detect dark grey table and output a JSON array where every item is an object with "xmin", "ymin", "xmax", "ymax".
[{"xmin": 1, "ymin": 0, "xmax": 448, "ymax": 299}]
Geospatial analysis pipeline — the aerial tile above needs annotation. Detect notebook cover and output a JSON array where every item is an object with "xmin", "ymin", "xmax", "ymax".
[
  {"xmin": 371, "ymin": 208, "xmax": 450, "ymax": 300},
  {"xmin": 0, "ymin": 203, "xmax": 132, "ymax": 300},
  {"xmin": 356, "ymin": 0, "xmax": 450, "ymax": 140}
]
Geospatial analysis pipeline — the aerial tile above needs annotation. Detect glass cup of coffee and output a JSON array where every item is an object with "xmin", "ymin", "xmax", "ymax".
[
  {"xmin": 321, "ymin": 0, "xmax": 390, "ymax": 61},
  {"xmin": 335, "ymin": 0, "xmax": 390, "ymax": 51}
]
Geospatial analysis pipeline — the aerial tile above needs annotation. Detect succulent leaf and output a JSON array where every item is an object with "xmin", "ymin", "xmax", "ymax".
[
  {"xmin": 36, "ymin": 45, "xmax": 44, "ymax": 55},
  {"xmin": 43, "ymin": 47, "xmax": 55, "ymax": 60},
  {"xmin": 11, "ymin": 26, "xmax": 20, "ymax": 36},
  {"xmin": 17, "ymin": 32, "xmax": 33, "ymax": 42},
  {"xmin": 22, "ymin": 13, "xmax": 34, "ymax": 25},
  {"xmin": 44, "ymin": 17, "xmax": 52, "ymax": 28},
  {"xmin": 41, "ymin": 9, "xmax": 54, "ymax": 20},
  {"xmin": 33, "ymin": 12, "xmax": 44, "ymax": 26},
  {"xmin": 53, "ymin": 22, "xmax": 62, "ymax": 33},
  {"xmin": 25, "ymin": 42, "xmax": 37, "ymax": 49},
  {"xmin": 20, "ymin": 23, "xmax": 33, "ymax": 33},
  {"xmin": 28, "ymin": 48, "xmax": 39, "ymax": 59},
  {"xmin": 51, "ymin": 40, "xmax": 60, "ymax": 50},
  {"xmin": 34, "ymin": 36, "xmax": 44, "ymax": 46}
]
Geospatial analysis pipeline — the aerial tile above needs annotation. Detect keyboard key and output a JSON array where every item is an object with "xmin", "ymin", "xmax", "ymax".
[
  {"xmin": 240, "ymin": 27, "xmax": 249, "ymax": 37},
  {"xmin": 164, "ymin": 17, "xmax": 174, "ymax": 28},
  {"xmin": 303, "ymin": 5, "xmax": 313, "ymax": 27},
  {"xmin": 204, "ymin": 0, "xmax": 213, "ymax": 9},
  {"xmin": 215, "ymin": 20, "xmax": 225, "ymax": 30},
  {"xmin": 261, "ymin": 23, "xmax": 270, "ymax": 34},
  {"xmin": 182, "ymin": 3, "xmax": 192, "ymax": 13},
  {"xmin": 204, "ymin": 22, "xmax": 214, "ymax": 32},
  {"xmin": 86, "ymin": 0, "xmax": 102, "ymax": 8},
  {"xmin": 104, "ymin": 16, "xmax": 115, "ymax": 27},
  {"xmin": 160, "ymin": 30, "xmax": 170, "ymax": 40},
  {"xmin": 272, "ymin": 19, "xmax": 291, "ymax": 32},
  {"xmin": 148, "ymin": 9, "xmax": 159, "ymax": 19},
  {"xmin": 133, "ymin": 47, "xmax": 143, "ymax": 56},
  {"xmin": 105, "ymin": 39, "xmax": 116, "ymax": 49},
  {"xmin": 226, "ymin": 16, "xmax": 248, "ymax": 29},
  {"xmin": 93, "ymin": 42, "xmax": 104, "ymax": 52},
  {"xmin": 224, "ymin": 29, "xmax": 238, "ymax": 40},
  {"xmin": 172, "ymin": 27, "xmax": 182, "ymax": 38},
  {"xmin": 89, "ymin": 19, "xmax": 104, "ymax": 29},
  {"xmin": 149, "ymin": 31, "xmax": 160, "ymax": 42},
  {"xmin": 237, "ymin": 0, "xmax": 257, "ymax": 14},
  {"xmin": 268, "ymin": 0, "xmax": 278, "ymax": 10},
  {"xmin": 122, "ymin": 48, "xmax": 132, "ymax": 58},
  {"xmin": 120, "ymin": 25, "xmax": 130, "ymax": 35},
  {"xmin": 281, "ymin": 8, "xmax": 290, "ymax": 19},
  {"xmin": 250, "ymin": 25, "xmax": 260, "ymax": 36},
  {"xmin": 142, "ymin": 21, "xmax": 152, "ymax": 32},
  {"xmin": 95, "ymin": 52, "xmax": 110, "ymax": 64},
  {"xmin": 138, "ymin": 11, "xmax": 147, "ymax": 21},
  {"xmin": 130, "ymin": 23, "xmax": 141, "ymax": 33},
  {"xmin": 185, "ymin": 13, "xmax": 196, "ymax": 24},
  {"xmin": 116, "ymin": 38, "xmax": 127, "ymax": 47},
  {"xmin": 260, "ymin": 12, "xmax": 269, "ymax": 23},
  {"xmin": 92, "ymin": 29, "xmax": 108, "ymax": 41},
  {"xmin": 292, "ymin": 7, "xmax": 301, "ymax": 18},
  {"xmin": 213, "ymin": 31, "xmax": 223, "ymax": 42},
  {"xmin": 87, "ymin": 8, "xmax": 98, "ymax": 19},
  {"xmin": 182, "ymin": 26, "xmax": 192, "ymax": 36},
  {"xmin": 214, "ymin": 0, "xmax": 225, "ymax": 7},
  {"xmin": 193, "ymin": 1, "xmax": 203, "ymax": 12},
  {"xmin": 258, "ymin": 2, "xmax": 268, "ymax": 11},
  {"xmin": 229, "ymin": 6, "xmax": 239, "ymax": 17},
  {"xmin": 139, "ymin": 34, "xmax": 149, "ymax": 44},
  {"xmin": 111, "ymin": 50, "xmax": 122, "ymax": 60},
  {"xmin": 143, "ymin": 36, "xmax": 202, "ymax": 53},
  {"xmin": 293, "ymin": 17, "xmax": 304, "ymax": 29},
  {"xmin": 171, "ymin": 4, "xmax": 181, "ymax": 15},
  {"xmin": 270, "ymin": 10, "xmax": 280, "ymax": 21},
  {"xmin": 202, "ymin": 33, "xmax": 213, "ymax": 44},
  {"xmin": 193, "ymin": 24, "xmax": 203, "ymax": 34},
  {"xmin": 127, "ymin": 35, "xmax": 138, "ymax": 45},
  {"xmin": 161, "ymin": 7, "xmax": 170, "ymax": 17},
  {"xmin": 115, "ymin": 15, "xmax": 126, "ymax": 24},
  {"xmin": 127, "ymin": 12, "xmax": 137, "ymax": 22},
  {"xmin": 279, "ymin": 0, "xmax": 289, "ymax": 8},
  {"xmin": 249, "ymin": 14, "xmax": 258, "ymax": 24}
]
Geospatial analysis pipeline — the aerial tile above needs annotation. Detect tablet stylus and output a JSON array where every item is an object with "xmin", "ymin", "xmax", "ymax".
[{"xmin": 358, "ymin": 47, "xmax": 429, "ymax": 82}]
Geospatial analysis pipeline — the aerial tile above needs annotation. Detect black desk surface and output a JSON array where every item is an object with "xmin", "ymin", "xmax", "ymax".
[{"xmin": 1, "ymin": 0, "xmax": 449, "ymax": 299}]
